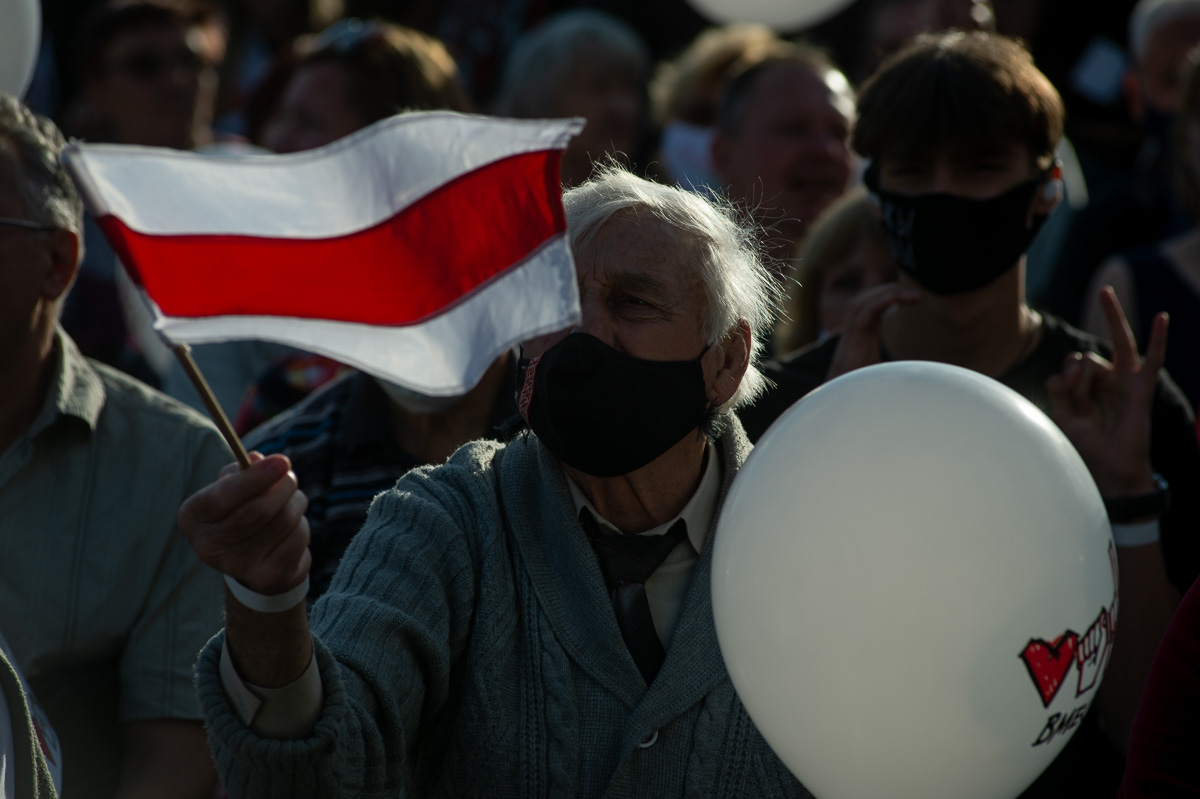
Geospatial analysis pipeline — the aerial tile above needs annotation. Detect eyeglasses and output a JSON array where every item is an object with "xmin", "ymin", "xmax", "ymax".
[
  {"xmin": 0, "ymin": 217, "xmax": 57, "ymax": 232},
  {"xmin": 311, "ymin": 18, "xmax": 387, "ymax": 56},
  {"xmin": 105, "ymin": 49, "xmax": 206, "ymax": 80}
]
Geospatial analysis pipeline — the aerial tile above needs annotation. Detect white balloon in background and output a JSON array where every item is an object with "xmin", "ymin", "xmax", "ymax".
[
  {"xmin": 688, "ymin": 0, "xmax": 854, "ymax": 30},
  {"xmin": 713, "ymin": 362, "xmax": 1117, "ymax": 799},
  {"xmin": 0, "ymin": 0, "xmax": 40, "ymax": 97}
]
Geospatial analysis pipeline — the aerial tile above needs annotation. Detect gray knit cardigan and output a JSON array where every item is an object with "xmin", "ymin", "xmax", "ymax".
[{"xmin": 196, "ymin": 422, "xmax": 813, "ymax": 798}]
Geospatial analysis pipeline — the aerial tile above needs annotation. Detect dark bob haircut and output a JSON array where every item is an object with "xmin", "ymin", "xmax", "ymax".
[{"xmin": 853, "ymin": 30, "xmax": 1063, "ymax": 168}]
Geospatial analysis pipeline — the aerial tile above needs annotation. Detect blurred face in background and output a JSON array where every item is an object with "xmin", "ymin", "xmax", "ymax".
[
  {"xmin": 867, "ymin": 0, "xmax": 993, "ymax": 64},
  {"xmin": 261, "ymin": 61, "xmax": 368, "ymax": 153},
  {"xmin": 817, "ymin": 241, "xmax": 897, "ymax": 333},
  {"xmin": 555, "ymin": 49, "xmax": 645, "ymax": 186},
  {"xmin": 87, "ymin": 21, "xmax": 218, "ymax": 149},
  {"xmin": 1137, "ymin": 16, "xmax": 1200, "ymax": 114},
  {"xmin": 714, "ymin": 62, "xmax": 855, "ymax": 243}
]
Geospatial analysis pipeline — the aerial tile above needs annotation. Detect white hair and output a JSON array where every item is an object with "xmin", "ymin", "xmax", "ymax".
[
  {"xmin": 562, "ymin": 163, "xmax": 782, "ymax": 411},
  {"xmin": 494, "ymin": 10, "xmax": 650, "ymax": 118},
  {"xmin": 1129, "ymin": 0, "xmax": 1200, "ymax": 64}
]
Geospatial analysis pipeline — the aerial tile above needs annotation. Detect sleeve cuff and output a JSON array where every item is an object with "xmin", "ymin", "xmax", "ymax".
[{"xmin": 219, "ymin": 639, "xmax": 323, "ymax": 739}]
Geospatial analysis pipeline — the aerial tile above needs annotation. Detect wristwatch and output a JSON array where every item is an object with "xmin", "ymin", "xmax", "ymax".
[{"xmin": 1104, "ymin": 473, "xmax": 1171, "ymax": 523}]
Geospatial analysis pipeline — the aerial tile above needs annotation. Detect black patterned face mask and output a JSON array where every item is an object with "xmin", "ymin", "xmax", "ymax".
[
  {"xmin": 516, "ymin": 333, "xmax": 710, "ymax": 478},
  {"xmin": 865, "ymin": 164, "xmax": 1050, "ymax": 295}
]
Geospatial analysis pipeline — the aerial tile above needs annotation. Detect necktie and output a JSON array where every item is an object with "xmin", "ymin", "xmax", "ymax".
[{"xmin": 583, "ymin": 509, "xmax": 688, "ymax": 684}]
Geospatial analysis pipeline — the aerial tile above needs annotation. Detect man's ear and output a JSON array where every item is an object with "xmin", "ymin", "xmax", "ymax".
[
  {"xmin": 709, "ymin": 320, "xmax": 752, "ymax": 408},
  {"xmin": 41, "ymin": 229, "xmax": 80, "ymax": 301}
]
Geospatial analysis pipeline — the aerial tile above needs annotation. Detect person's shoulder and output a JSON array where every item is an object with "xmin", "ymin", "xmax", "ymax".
[
  {"xmin": 89, "ymin": 357, "xmax": 226, "ymax": 438},
  {"xmin": 362, "ymin": 438, "xmax": 513, "ymax": 548},
  {"xmin": 383, "ymin": 434, "xmax": 549, "ymax": 524},
  {"xmin": 402, "ymin": 436, "xmax": 512, "ymax": 489},
  {"xmin": 772, "ymin": 335, "xmax": 839, "ymax": 376},
  {"xmin": 738, "ymin": 336, "xmax": 838, "ymax": 443},
  {"xmin": 84, "ymin": 360, "xmax": 234, "ymax": 486},
  {"xmin": 1037, "ymin": 312, "xmax": 1109, "ymax": 356},
  {"xmin": 242, "ymin": 370, "xmax": 358, "ymax": 452}
]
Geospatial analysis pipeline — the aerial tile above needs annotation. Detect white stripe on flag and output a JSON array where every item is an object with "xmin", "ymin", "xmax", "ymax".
[{"xmin": 63, "ymin": 112, "xmax": 584, "ymax": 238}]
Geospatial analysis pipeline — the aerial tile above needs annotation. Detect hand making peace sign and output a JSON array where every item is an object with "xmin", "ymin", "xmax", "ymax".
[{"xmin": 1045, "ymin": 286, "xmax": 1168, "ymax": 499}]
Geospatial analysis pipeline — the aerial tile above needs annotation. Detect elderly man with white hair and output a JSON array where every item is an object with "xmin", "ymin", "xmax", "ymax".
[{"xmin": 180, "ymin": 165, "xmax": 815, "ymax": 797}]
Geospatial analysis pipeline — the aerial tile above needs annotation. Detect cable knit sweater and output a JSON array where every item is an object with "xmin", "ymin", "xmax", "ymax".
[{"xmin": 196, "ymin": 423, "xmax": 812, "ymax": 798}]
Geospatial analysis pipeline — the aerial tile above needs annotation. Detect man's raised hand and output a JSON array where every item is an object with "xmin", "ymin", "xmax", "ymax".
[
  {"xmin": 178, "ymin": 452, "xmax": 312, "ymax": 596},
  {"xmin": 827, "ymin": 283, "xmax": 920, "ymax": 380},
  {"xmin": 1045, "ymin": 286, "xmax": 1167, "ymax": 498}
]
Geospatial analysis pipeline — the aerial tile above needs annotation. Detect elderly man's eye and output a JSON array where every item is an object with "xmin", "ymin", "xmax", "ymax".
[{"xmin": 612, "ymin": 294, "xmax": 665, "ymax": 318}]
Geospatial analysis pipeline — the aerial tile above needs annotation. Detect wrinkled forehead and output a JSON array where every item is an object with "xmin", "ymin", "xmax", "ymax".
[
  {"xmin": 574, "ymin": 210, "xmax": 707, "ymax": 290},
  {"xmin": 575, "ymin": 209, "xmax": 699, "ymax": 265}
]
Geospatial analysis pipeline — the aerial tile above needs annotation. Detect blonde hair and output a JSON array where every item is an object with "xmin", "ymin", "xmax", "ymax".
[
  {"xmin": 649, "ymin": 23, "xmax": 786, "ymax": 127},
  {"xmin": 780, "ymin": 188, "xmax": 889, "ymax": 352},
  {"xmin": 300, "ymin": 20, "xmax": 474, "ymax": 119}
]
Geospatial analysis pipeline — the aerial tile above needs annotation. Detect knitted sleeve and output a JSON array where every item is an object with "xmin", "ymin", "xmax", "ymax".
[{"xmin": 196, "ymin": 442, "xmax": 503, "ymax": 798}]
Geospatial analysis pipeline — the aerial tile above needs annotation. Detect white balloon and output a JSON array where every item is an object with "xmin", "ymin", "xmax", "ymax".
[
  {"xmin": 0, "ymin": 0, "xmax": 40, "ymax": 97},
  {"xmin": 713, "ymin": 362, "xmax": 1117, "ymax": 799},
  {"xmin": 688, "ymin": 0, "xmax": 854, "ymax": 30}
]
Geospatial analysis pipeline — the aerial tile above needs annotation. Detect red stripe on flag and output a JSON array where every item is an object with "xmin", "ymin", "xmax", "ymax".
[{"xmin": 100, "ymin": 150, "xmax": 566, "ymax": 326}]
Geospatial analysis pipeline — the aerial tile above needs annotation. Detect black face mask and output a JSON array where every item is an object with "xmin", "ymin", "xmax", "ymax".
[
  {"xmin": 516, "ymin": 332, "xmax": 710, "ymax": 478},
  {"xmin": 864, "ymin": 164, "xmax": 1050, "ymax": 295}
]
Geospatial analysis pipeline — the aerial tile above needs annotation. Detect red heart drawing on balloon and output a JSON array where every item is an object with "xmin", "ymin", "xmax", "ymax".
[{"xmin": 1019, "ymin": 632, "xmax": 1079, "ymax": 707}]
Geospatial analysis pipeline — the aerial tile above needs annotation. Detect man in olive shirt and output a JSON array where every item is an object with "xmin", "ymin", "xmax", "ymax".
[{"xmin": 0, "ymin": 94, "xmax": 227, "ymax": 798}]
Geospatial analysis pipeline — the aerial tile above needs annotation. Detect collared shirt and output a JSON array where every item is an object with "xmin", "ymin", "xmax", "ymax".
[
  {"xmin": 0, "ymin": 329, "xmax": 228, "ymax": 795},
  {"xmin": 565, "ymin": 444, "xmax": 721, "ymax": 649}
]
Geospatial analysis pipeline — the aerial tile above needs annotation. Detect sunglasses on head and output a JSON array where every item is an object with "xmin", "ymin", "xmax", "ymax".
[{"xmin": 106, "ymin": 49, "xmax": 205, "ymax": 80}]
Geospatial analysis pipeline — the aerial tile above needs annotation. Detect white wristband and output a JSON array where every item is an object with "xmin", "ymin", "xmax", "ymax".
[
  {"xmin": 1111, "ymin": 520, "xmax": 1161, "ymax": 548},
  {"xmin": 224, "ymin": 574, "xmax": 309, "ymax": 613}
]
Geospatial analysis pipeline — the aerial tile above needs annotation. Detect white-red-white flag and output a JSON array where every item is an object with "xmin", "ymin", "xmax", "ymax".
[{"xmin": 62, "ymin": 112, "xmax": 584, "ymax": 395}]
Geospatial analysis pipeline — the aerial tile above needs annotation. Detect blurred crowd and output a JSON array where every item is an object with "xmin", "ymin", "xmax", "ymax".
[
  {"xmin": 3, "ymin": 0, "xmax": 1200, "ymax": 796},
  {"xmin": 23, "ymin": 0, "xmax": 1200, "ymax": 422}
]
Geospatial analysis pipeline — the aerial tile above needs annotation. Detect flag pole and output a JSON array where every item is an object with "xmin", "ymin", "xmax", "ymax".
[{"xmin": 171, "ymin": 343, "xmax": 252, "ymax": 468}]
